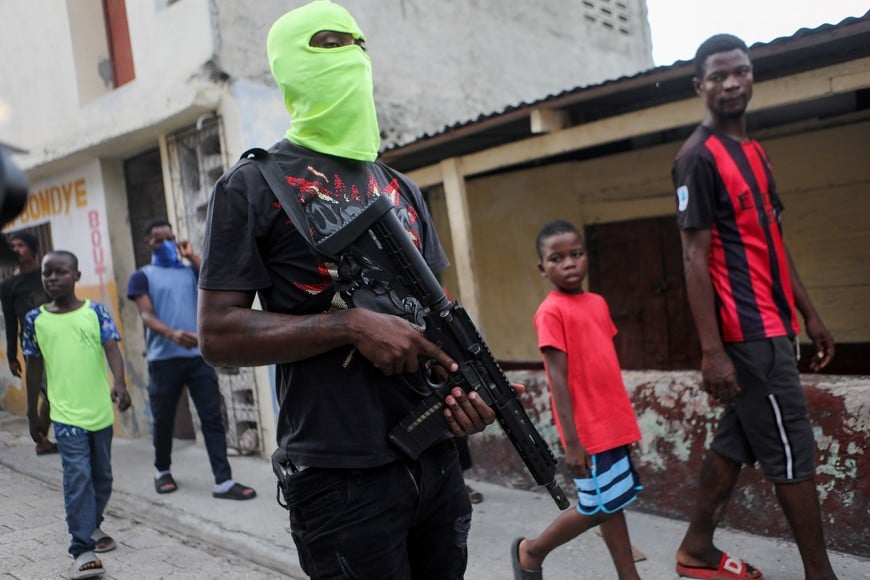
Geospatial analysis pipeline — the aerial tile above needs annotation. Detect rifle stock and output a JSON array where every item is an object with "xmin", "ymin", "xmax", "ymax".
[{"xmin": 318, "ymin": 195, "xmax": 569, "ymax": 510}]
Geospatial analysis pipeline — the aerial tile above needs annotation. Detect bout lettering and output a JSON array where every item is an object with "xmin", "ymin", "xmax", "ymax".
[{"xmin": 89, "ymin": 210, "xmax": 106, "ymax": 290}]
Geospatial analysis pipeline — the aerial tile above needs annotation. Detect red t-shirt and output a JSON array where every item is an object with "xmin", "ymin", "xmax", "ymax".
[{"xmin": 534, "ymin": 291, "xmax": 641, "ymax": 454}]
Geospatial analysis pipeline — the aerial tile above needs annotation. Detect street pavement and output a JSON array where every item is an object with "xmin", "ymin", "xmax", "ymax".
[{"xmin": 1, "ymin": 411, "xmax": 867, "ymax": 579}]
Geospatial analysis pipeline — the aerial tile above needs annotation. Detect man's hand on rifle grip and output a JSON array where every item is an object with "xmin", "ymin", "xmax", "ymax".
[
  {"xmin": 351, "ymin": 310, "xmax": 458, "ymax": 376},
  {"xmin": 443, "ymin": 382, "xmax": 526, "ymax": 436},
  {"xmin": 444, "ymin": 387, "xmax": 493, "ymax": 435}
]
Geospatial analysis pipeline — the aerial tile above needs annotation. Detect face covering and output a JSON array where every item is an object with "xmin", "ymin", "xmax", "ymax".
[
  {"xmin": 267, "ymin": 0, "xmax": 380, "ymax": 161},
  {"xmin": 151, "ymin": 240, "xmax": 184, "ymax": 268}
]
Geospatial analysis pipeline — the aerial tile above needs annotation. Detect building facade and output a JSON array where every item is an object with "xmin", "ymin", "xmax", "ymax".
[
  {"xmin": 380, "ymin": 14, "xmax": 870, "ymax": 554},
  {"xmin": 0, "ymin": 0, "xmax": 653, "ymax": 452}
]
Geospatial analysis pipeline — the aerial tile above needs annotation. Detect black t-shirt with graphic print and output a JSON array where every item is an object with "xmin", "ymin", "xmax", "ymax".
[{"xmin": 199, "ymin": 139, "xmax": 449, "ymax": 469}]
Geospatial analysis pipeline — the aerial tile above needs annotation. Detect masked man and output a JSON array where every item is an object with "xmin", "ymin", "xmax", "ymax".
[{"xmin": 197, "ymin": 2, "xmax": 497, "ymax": 577}]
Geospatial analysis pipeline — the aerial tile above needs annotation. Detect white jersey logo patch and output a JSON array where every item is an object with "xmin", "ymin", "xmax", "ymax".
[{"xmin": 677, "ymin": 185, "xmax": 689, "ymax": 212}]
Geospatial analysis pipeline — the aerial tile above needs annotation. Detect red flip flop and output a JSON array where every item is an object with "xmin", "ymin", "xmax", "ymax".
[{"xmin": 676, "ymin": 553, "xmax": 763, "ymax": 579}]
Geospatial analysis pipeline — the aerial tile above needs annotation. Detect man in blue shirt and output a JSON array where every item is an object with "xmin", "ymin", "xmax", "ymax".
[{"xmin": 127, "ymin": 218, "xmax": 255, "ymax": 500}]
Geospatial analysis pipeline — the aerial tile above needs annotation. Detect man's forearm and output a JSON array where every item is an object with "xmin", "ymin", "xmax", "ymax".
[
  {"xmin": 140, "ymin": 312, "xmax": 175, "ymax": 338},
  {"xmin": 24, "ymin": 359, "xmax": 43, "ymax": 417},
  {"xmin": 199, "ymin": 307, "xmax": 359, "ymax": 367},
  {"xmin": 685, "ymin": 260, "xmax": 725, "ymax": 353},
  {"xmin": 5, "ymin": 320, "xmax": 19, "ymax": 361},
  {"xmin": 680, "ymin": 230, "xmax": 725, "ymax": 354},
  {"xmin": 104, "ymin": 342, "xmax": 126, "ymax": 385}
]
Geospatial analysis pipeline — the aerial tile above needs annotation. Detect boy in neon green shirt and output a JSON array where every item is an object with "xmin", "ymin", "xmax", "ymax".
[{"xmin": 23, "ymin": 250, "xmax": 130, "ymax": 579}]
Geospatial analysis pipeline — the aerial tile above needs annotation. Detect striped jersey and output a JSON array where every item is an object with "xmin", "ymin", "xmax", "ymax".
[{"xmin": 673, "ymin": 125, "xmax": 799, "ymax": 343}]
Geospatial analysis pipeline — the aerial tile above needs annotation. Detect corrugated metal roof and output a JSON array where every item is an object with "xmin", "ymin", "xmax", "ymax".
[{"xmin": 382, "ymin": 10, "xmax": 870, "ymax": 158}]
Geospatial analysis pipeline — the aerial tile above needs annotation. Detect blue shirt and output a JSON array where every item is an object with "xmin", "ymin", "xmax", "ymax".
[{"xmin": 127, "ymin": 265, "xmax": 201, "ymax": 361}]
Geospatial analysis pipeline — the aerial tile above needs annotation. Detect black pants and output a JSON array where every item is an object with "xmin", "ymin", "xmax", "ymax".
[
  {"xmin": 456, "ymin": 436, "xmax": 473, "ymax": 471},
  {"xmin": 286, "ymin": 440, "xmax": 471, "ymax": 579},
  {"xmin": 147, "ymin": 357, "xmax": 231, "ymax": 483}
]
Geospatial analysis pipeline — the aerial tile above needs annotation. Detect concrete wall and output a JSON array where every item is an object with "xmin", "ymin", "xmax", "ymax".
[
  {"xmin": 0, "ymin": 0, "xmax": 218, "ymax": 173},
  {"xmin": 100, "ymin": 158, "xmax": 149, "ymax": 439},
  {"xmin": 1, "ymin": 0, "xmax": 654, "ymax": 172},
  {"xmin": 431, "ymin": 116, "xmax": 870, "ymax": 555},
  {"xmin": 212, "ymin": 0, "xmax": 654, "ymax": 148},
  {"xmin": 764, "ymin": 122, "xmax": 870, "ymax": 344},
  {"xmin": 466, "ymin": 370, "xmax": 869, "ymax": 557},
  {"xmin": 426, "ymin": 120, "xmax": 870, "ymax": 359},
  {"xmin": 0, "ymin": 160, "xmax": 139, "ymax": 433}
]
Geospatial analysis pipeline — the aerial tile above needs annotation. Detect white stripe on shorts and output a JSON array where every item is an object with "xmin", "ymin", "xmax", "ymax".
[{"xmin": 768, "ymin": 394, "xmax": 794, "ymax": 479}]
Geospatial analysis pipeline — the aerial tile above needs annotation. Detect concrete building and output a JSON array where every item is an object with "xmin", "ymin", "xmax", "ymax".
[
  {"xmin": 0, "ymin": 1, "xmax": 653, "ymax": 454},
  {"xmin": 380, "ymin": 14, "xmax": 870, "ymax": 555}
]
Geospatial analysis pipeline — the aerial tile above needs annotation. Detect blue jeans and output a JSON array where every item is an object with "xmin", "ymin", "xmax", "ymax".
[
  {"xmin": 55, "ymin": 424, "xmax": 113, "ymax": 557},
  {"xmin": 285, "ymin": 440, "xmax": 471, "ymax": 579},
  {"xmin": 148, "ymin": 356, "xmax": 231, "ymax": 483}
]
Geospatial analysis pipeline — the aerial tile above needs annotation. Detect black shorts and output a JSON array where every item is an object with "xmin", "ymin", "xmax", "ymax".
[{"xmin": 712, "ymin": 337, "xmax": 816, "ymax": 483}]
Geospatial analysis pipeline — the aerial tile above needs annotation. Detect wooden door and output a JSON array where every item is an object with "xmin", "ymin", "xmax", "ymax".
[{"xmin": 586, "ymin": 216, "xmax": 700, "ymax": 370}]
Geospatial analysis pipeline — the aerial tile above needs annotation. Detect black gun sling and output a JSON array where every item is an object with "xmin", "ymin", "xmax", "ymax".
[
  {"xmin": 240, "ymin": 147, "xmax": 422, "ymax": 257},
  {"xmin": 240, "ymin": 147, "xmax": 343, "ymax": 313}
]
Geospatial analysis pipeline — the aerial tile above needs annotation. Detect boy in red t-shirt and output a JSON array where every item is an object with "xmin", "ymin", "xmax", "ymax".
[{"xmin": 511, "ymin": 220, "xmax": 642, "ymax": 580}]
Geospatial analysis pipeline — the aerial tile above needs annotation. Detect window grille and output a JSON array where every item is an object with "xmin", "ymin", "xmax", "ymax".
[{"xmin": 166, "ymin": 117, "xmax": 263, "ymax": 455}]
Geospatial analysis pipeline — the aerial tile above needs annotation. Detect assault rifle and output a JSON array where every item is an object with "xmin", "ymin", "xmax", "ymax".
[{"xmin": 318, "ymin": 194, "xmax": 569, "ymax": 510}]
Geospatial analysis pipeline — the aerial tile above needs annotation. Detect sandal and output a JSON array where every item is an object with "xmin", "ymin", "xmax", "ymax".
[
  {"xmin": 511, "ymin": 537, "xmax": 543, "ymax": 580},
  {"xmin": 35, "ymin": 433, "xmax": 59, "ymax": 456},
  {"xmin": 676, "ymin": 552, "xmax": 763, "ymax": 579},
  {"xmin": 68, "ymin": 550, "xmax": 104, "ymax": 579},
  {"xmin": 154, "ymin": 473, "xmax": 178, "ymax": 494},
  {"xmin": 213, "ymin": 482, "xmax": 256, "ymax": 500},
  {"xmin": 91, "ymin": 528, "xmax": 116, "ymax": 553}
]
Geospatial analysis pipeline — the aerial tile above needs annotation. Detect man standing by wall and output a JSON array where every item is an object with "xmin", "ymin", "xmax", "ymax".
[
  {"xmin": 672, "ymin": 34, "xmax": 838, "ymax": 580},
  {"xmin": 1, "ymin": 231, "xmax": 56, "ymax": 455},
  {"xmin": 127, "ymin": 219, "xmax": 255, "ymax": 500}
]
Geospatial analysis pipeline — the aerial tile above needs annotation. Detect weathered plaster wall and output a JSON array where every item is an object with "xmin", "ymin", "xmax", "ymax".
[
  {"xmin": 0, "ymin": 0, "xmax": 219, "ymax": 174},
  {"xmin": 0, "ymin": 160, "xmax": 136, "ymax": 434},
  {"xmin": 764, "ymin": 122, "xmax": 870, "ymax": 344},
  {"xmin": 100, "ymin": 158, "xmax": 148, "ymax": 439},
  {"xmin": 221, "ymin": 79, "xmax": 293, "ymax": 156},
  {"xmin": 426, "ymin": 120, "xmax": 870, "ymax": 360},
  {"xmin": 466, "ymin": 370, "xmax": 869, "ymax": 556},
  {"xmin": 213, "ymin": 0, "xmax": 654, "ymax": 147},
  {"xmin": 425, "ymin": 143, "xmax": 678, "ymax": 358}
]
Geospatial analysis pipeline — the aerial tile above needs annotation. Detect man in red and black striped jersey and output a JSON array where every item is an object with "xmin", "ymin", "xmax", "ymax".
[{"xmin": 672, "ymin": 35, "xmax": 838, "ymax": 580}]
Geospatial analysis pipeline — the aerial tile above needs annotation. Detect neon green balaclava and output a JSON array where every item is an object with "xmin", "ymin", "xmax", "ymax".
[{"xmin": 267, "ymin": 0, "xmax": 380, "ymax": 161}]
